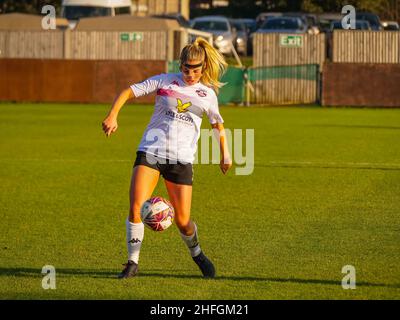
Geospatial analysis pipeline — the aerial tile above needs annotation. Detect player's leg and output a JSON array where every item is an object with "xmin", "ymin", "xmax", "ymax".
[
  {"xmin": 119, "ymin": 163, "xmax": 160, "ymax": 279},
  {"xmin": 129, "ymin": 164, "xmax": 160, "ymax": 223},
  {"xmin": 164, "ymin": 179, "xmax": 216, "ymax": 278},
  {"xmin": 164, "ymin": 179, "xmax": 194, "ymax": 236}
]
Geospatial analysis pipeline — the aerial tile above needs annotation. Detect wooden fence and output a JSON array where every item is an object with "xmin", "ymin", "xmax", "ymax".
[
  {"xmin": 0, "ymin": 30, "xmax": 64, "ymax": 59},
  {"xmin": 253, "ymin": 33, "xmax": 326, "ymax": 70},
  {"xmin": 68, "ymin": 30, "xmax": 168, "ymax": 60},
  {"xmin": 3, "ymin": 29, "xmax": 400, "ymax": 65},
  {"xmin": 332, "ymin": 30, "xmax": 400, "ymax": 63},
  {"xmin": 248, "ymin": 64, "xmax": 319, "ymax": 105},
  {"xmin": 0, "ymin": 28, "xmax": 212, "ymax": 61},
  {"xmin": 0, "ymin": 30, "xmax": 179, "ymax": 61}
]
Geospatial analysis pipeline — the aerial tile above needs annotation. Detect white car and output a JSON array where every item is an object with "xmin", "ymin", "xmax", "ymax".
[
  {"xmin": 382, "ymin": 21, "xmax": 400, "ymax": 31},
  {"xmin": 61, "ymin": 0, "xmax": 132, "ymax": 29},
  {"xmin": 190, "ymin": 16, "xmax": 236, "ymax": 55}
]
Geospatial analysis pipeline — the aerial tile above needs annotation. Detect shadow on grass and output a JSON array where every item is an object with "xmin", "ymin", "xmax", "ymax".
[
  {"xmin": 1, "ymin": 267, "xmax": 399, "ymax": 289},
  {"xmin": 255, "ymin": 163, "xmax": 400, "ymax": 171},
  {"xmin": 309, "ymin": 124, "xmax": 400, "ymax": 130}
]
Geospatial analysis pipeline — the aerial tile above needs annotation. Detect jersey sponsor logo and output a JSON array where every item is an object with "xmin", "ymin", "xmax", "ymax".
[
  {"xmin": 165, "ymin": 110, "xmax": 194, "ymax": 124},
  {"xmin": 196, "ymin": 89, "xmax": 207, "ymax": 97},
  {"xmin": 176, "ymin": 98, "xmax": 192, "ymax": 113}
]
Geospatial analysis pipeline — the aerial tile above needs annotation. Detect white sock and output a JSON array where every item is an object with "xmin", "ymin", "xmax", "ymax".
[
  {"xmin": 180, "ymin": 223, "xmax": 202, "ymax": 257},
  {"xmin": 126, "ymin": 219, "xmax": 144, "ymax": 264}
]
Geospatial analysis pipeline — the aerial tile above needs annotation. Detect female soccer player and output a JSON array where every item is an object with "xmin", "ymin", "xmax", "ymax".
[{"xmin": 102, "ymin": 37, "xmax": 232, "ymax": 279}]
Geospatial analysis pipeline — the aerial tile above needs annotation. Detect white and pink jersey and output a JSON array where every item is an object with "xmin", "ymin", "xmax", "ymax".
[{"xmin": 130, "ymin": 73, "xmax": 224, "ymax": 164}]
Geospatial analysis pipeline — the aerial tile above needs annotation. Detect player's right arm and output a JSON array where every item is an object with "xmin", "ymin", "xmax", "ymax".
[
  {"xmin": 102, "ymin": 88, "xmax": 135, "ymax": 137},
  {"xmin": 102, "ymin": 74, "xmax": 165, "ymax": 137}
]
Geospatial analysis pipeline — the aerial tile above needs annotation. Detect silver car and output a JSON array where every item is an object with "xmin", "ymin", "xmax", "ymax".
[
  {"xmin": 231, "ymin": 19, "xmax": 248, "ymax": 56},
  {"xmin": 191, "ymin": 16, "xmax": 236, "ymax": 55}
]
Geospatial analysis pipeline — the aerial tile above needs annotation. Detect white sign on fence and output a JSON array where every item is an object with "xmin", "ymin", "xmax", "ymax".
[
  {"xmin": 120, "ymin": 32, "xmax": 144, "ymax": 42},
  {"xmin": 279, "ymin": 35, "xmax": 303, "ymax": 48}
]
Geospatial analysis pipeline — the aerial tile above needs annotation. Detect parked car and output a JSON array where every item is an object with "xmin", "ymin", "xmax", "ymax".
[
  {"xmin": 317, "ymin": 13, "xmax": 343, "ymax": 33},
  {"xmin": 257, "ymin": 16, "xmax": 308, "ymax": 34},
  {"xmin": 382, "ymin": 21, "xmax": 400, "ymax": 31},
  {"xmin": 356, "ymin": 12, "xmax": 382, "ymax": 30},
  {"xmin": 236, "ymin": 18, "xmax": 258, "ymax": 35},
  {"xmin": 330, "ymin": 20, "xmax": 371, "ymax": 31},
  {"xmin": 285, "ymin": 12, "xmax": 320, "ymax": 34},
  {"xmin": 235, "ymin": 18, "xmax": 257, "ymax": 55},
  {"xmin": 191, "ymin": 16, "xmax": 236, "ymax": 55},
  {"xmin": 231, "ymin": 19, "xmax": 248, "ymax": 55},
  {"xmin": 61, "ymin": 0, "xmax": 132, "ymax": 29},
  {"xmin": 255, "ymin": 12, "xmax": 282, "ymax": 29}
]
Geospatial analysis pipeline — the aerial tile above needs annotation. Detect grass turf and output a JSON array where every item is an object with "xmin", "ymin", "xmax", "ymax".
[{"xmin": 0, "ymin": 102, "xmax": 399, "ymax": 299}]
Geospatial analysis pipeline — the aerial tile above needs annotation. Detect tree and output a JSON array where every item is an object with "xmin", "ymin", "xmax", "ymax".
[
  {"xmin": 0, "ymin": 0, "xmax": 62, "ymax": 15},
  {"xmin": 300, "ymin": 0, "xmax": 400, "ymax": 21}
]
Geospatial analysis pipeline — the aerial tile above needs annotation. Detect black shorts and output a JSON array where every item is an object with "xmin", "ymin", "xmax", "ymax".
[{"xmin": 133, "ymin": 151, "xmax": 193, "ymax": 186}]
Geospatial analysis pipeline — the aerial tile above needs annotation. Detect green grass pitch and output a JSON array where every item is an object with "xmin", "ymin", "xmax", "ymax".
[{"xmin": 0, "ymin": 102, "xmax": 399, "ymax": 299}]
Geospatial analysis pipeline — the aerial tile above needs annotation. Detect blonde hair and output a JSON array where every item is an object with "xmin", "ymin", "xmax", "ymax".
[{"xmin": 180, "ymin": 37, "xmax": 227, "ymax": 93}]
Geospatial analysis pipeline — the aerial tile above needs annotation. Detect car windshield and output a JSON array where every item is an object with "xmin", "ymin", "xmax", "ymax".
[
  {"xmin": 64, "ymin": 6, "xmax": 111, "ymax": 20},
  {"xmin": 262, "ymin": 18, "xmax": 300, "ymax": 30},
  {"xmin": 244, "ymin": 21, "xmax": 257, "ymax": 32},
  {"xmin": 233, "ymin": 22, "xmax": 245, "ymax": 31},
  {"xmin": 192, "ymin": 20, "xmax": 229, "ymax": 31},
  {"xmin": 356, "ymin": 14, "xmax": 379, "ymax": 28},
  {"xmin": 331, "ymin": 20, "xmax": 369, "ymax": 30}
]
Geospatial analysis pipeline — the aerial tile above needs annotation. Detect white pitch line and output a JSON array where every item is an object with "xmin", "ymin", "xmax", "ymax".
[
  {"xmin": 0, "ymin": 159, "xmax": 132, "ymax": 162},
  {"xmin": 0, "ymin": 159, "xmax": 399, "ymax": 169}
]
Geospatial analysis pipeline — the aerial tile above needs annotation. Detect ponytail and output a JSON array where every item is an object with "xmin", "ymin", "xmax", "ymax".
[{"xmin": 180, "ymin": 37, "xmax": 228, "ymax": 93}]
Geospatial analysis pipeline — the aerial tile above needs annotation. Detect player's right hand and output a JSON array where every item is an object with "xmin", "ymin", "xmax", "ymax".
[
  {"xmin": 220, "ymin": 156, "xmax": 232, "ymax": 175},
  {"xmin": 102, "ymin": 115, "xmax": 118, "ymax": 137}
]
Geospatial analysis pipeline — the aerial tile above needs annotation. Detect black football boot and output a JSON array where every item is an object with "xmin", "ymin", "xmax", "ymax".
[
  {"xmin": 118, "ymin": 260, "xmax": 138, "ymax": 279},
  {"xmin": 192, "ymin": 251, "xmax": 216, "ymax": 278}
]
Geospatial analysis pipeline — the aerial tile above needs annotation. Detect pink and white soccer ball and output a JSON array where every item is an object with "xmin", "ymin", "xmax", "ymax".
[{"xmin": 140, "ymin": 197, "xmax": 175, "ymax": 231}]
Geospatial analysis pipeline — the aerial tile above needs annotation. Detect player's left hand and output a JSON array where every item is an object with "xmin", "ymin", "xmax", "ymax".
[
  {"xmin": 102, "ymin": 115, "xmax": 118, "ymax": 137},
  {"xmin": 220, "ymin": 156, "xmax": 232, "ymax": 175}
]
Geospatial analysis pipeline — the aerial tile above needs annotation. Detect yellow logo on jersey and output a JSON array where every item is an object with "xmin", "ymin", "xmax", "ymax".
[{"xmin": 176, "ymin": 98, "xmax": 192, "ymax": 113}]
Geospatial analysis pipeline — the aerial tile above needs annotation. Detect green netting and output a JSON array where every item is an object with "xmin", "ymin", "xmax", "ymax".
[
  {"xmin": 248, "ymin": 64, "xmax": 319, "ymax": 81},
  {"xmin": 219, "ymin": 66, "xmax": 245, "ymax": 104},
  {"xmin": 168, "ymin": 61, "xmax": 244, "ymax": 104},
  {"xmin": 168, "ymin": 61, "xmax": 180, "ymax": 73}
]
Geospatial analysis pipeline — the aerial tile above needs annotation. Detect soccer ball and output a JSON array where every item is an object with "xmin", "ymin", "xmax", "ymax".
[{"xmin": 140, "ymin": 197, "xmax": 175, "ymax": 231}]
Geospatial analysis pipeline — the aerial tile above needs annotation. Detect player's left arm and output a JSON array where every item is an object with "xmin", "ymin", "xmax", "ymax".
[{"xmin": 211, "ymin": 122, "xmax": 232, "ymax": 175}]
